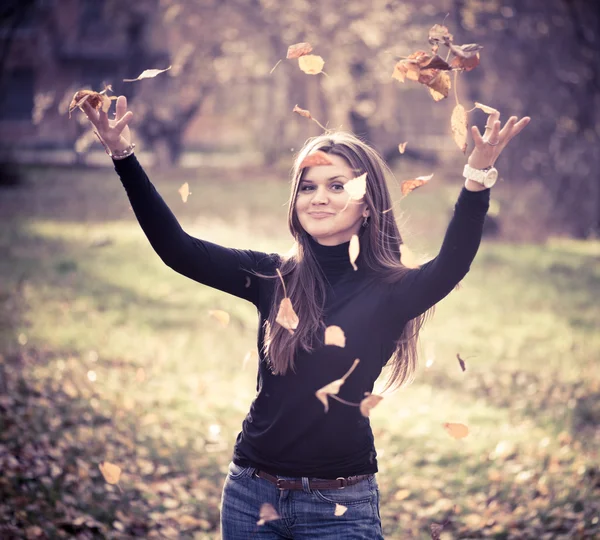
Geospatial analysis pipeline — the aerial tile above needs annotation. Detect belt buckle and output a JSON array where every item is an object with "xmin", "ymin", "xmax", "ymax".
[
  {"xmin": 336, "ymin": 476, "xmax": 347, "ymax": 489},
  {"xmin": 276, "ymin": 478, "xmax": 285, "ymax": 490}
]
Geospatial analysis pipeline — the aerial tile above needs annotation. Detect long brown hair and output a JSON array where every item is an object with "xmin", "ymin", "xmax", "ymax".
[{"xmin": 263, "ymin": 131, "xmax": 433, "ymax": 391}]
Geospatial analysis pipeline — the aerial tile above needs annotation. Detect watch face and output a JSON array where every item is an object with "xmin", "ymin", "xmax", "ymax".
[{"xmin": 484, "ymin": 168, "xmax": 498, "ymax": 187}]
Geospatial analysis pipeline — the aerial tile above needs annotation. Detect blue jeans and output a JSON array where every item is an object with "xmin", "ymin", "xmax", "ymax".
[{"xmin": 220, "ymin": 461, "xmax": 384, "ymax": 539}]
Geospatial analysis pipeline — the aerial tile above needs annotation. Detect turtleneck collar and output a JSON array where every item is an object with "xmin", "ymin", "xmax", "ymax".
[{"xmin": 306, "ymin": 234, "xmax": 356, "ymax": 280}]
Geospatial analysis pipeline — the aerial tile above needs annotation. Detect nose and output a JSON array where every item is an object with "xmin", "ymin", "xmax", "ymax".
[{"xmin": 310, "ymin": 186, "xmax": 329, "ymax": 205}]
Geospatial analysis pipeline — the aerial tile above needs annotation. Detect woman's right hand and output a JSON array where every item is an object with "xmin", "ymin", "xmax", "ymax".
[{"xmin": 82, "ymin": 95, "xmax": 134, "ymax": 154}]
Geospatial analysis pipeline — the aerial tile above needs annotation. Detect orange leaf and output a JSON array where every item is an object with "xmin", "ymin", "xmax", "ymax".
[
  {"xmin": 98, "ymin": 461, "xmax": 121, "ymax": 484},
  {"xmin": 443, "ymin": 422, "xmax": 469, "ymax": 439},
  {"xmin": 451, "ymin": 104, "xmax": 468, "ymax": 153},
  {"xmin": 400, "ymin": 174, "xmax": 433, "ymax": 196},
  {"xmin": 287, "ymin": 42, "xmax": 313, "ymax": 59},
  {"xmin": 324, "ymin": 325, "xmax": 346, "ymax": 348},
  {"xmin": 398, "ymin": 142, "xmax": 407, "ymax": 154},
  {"xmin": 276, "ymin": 297, "xmax": 299, "ymax": 334},
  {"xmin": 360, "ymin": 393, "xmax": 383, "ymax": 417},
  {"xmin": 123, "ymin": 65, "xmax": 172, "ymax": 82},
  {"xmin": 450, "ymin": 53, "xmax": 481, "ymax": 72},
  {"xmin": 299, "ymin": 150, "xmax": 333, "ymax": 169},
  {"xmin": 178, "ymin": 182, "xmax": 190, "ymax": 202},
  {"xmin": 315, "ymin": 359, "xmax": 360, "ymax": 413},
  {"xmin": 298, "ymin": 55, "xmax": 325, "ymax": 75},
  {"xmin": 344, "ymin": 172, "xmax": 367, "ymax": 200},
  {"xmin": 293, "ymin": 104, "xmax": 312, "ymax": 119},
  {"xmin": 209, "ymin": 310, "xmax": 230, "ymax": 328},
  {"xmin": 257, "ymin": 503, "xmax": 280, "ymax": 526},
  {"xmin": 349, "ymin": 234, "xmax": 360, "ymax": 271},
  {"xmin": 334, "ymin": 504, "xmax": 348, "ymax": 516}
]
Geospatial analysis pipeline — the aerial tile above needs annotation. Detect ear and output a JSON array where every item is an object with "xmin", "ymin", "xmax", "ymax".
[{"xmin": 363, "ymin": 206, "xmax": 371, "ymax": 218}]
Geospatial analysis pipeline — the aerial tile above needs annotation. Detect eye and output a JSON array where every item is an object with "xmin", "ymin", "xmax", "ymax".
[
  {"xmin": 299, "ymin": 184, "xmax": 315, "ymax": 192},
  {"xmin": 331, "ymin": 183, "xmax": 345, "ymax": 191}
]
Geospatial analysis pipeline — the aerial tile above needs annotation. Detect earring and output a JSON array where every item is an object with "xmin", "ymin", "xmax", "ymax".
[{"xmin": 362, "ymin": 215, "xmax": 369, "ymax": 227}]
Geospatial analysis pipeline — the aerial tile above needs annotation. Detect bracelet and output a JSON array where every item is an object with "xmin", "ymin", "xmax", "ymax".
[{"xmin": 108, "ymin": 143, "xmax": 136, "ymax": 160}]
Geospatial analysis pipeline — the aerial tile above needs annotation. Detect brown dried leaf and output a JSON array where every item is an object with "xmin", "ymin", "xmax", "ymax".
[
  {"xmin": 178, "ymin": 182, "xmax": 190, "ymax": 202},
  {"xmin": 451, "ymin": 104, "xmax": 468, "ymax": 153},
  {"xmin": 257, "ymin": 503, "xmax": 280, "ymax": 526},
  {"xmin": 457, "ymin": 353, "xmax": 466, "ymax": 372},
  {"xmin": 360, "ymin": 393, "xmax": 383, "ymax": 417},
  {"xmin": 400, "ymin": 174, "xmax": 433, "ymax": 196},
  {"xmin": 443, "ymin": 422, "xmax": 469, "ymax": 439},
  {"xmin": 344, "ymin": 172, "xmax": 367, "ymax": 200},
  {"xmin": 398, "ymin": 142, "xmax": 407, "ymax": 154},
  {"xmin": 427, "ymin": 71, "xmax": 451, "ymax": 101},
  {"xmin": 450, "ymin": 53, "xmax": 481, "ymax": 72},
  {"xmin": 428, "ymin": 24, "xmax": 453, "ymax": 45},
  {"xmin": 287, "ymin": 42, "xmax": 313, "ymax": 59},
  {"xmin": 420, "ymin": 55, "xmax": 452, "ymax": 72},
  {"xmin": 334, "ymin": 504, "xmax": 348, "ymax": 516},
  {"xmin": 349, "ymin": 234, "xmax": 360, "ymax": 271},
  {"xmin": 68, "ymin": 90, "xmax": 100, "ymax": 117},
  {"xmin": 209, "ymin": 310, "xmax": 230, "ymax": 328},
  {"xmin": 293, "ymin": 104, "xmax": 312, "ymax": 119},
  {"xmin": 98, "ymin": 461, "xmax": 121, "ymax": 484},
  {"xmin": 315, "ymin": 359, "xmax": 360, "ymax": 413},
  {"xmin": 123, "ymin": 65, "xmax": 172, "ymax": 82},
  {"xmin": 276, "ymin": 297, "xmax": 299, "ymax": 334},
  {"xmin": 298, "ymin": 55, "xmax": 325, "ymax": 75},
  {"xmin": 324, "ymin": 325, "xmax": 346, "ymax": 348},
  {"xmin": 299, "ymin": 150, "xmax": 333, "ymax": 169}
]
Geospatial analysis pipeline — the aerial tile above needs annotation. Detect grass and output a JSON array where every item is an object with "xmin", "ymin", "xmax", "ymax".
[{"xmin": 0, "ymin": 161, "xmax": 599, "ymax": 539}]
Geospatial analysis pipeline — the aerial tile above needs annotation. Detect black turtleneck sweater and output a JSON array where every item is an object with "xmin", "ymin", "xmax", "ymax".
[{"xmin": 113, "ymin": 155, "xmax": 490, "ymax": 478}]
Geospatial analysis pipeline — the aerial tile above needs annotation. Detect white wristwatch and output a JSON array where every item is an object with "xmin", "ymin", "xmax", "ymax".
[{"xmin": 463, "ymin": 164, "xmax": 498, "ymax": 188}]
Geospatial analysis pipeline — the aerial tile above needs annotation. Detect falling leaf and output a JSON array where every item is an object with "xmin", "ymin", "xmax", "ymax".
[
  {"xmin": 427, "ymin": 71, "xmax": 451, "ymax": 101},
  {"xmin": 298, "ymin": 55, "xmax": 325, "ymax": 75},
  {"xmin": 68, "ymin": 90, "xmax": 99, "ymax": 117},
  {"xmin": 394, "ymin": 489, "xmax": 411, "ymax": 501},
  {"xmin": 276, "ymin": 297, "xmax": 299, "ymax": 334},
  {"xmin": 457, "ymin": 353, "xmax": 467, "ymax": 372},
  {"xmin": 474, "ymin": 102, "xmax": 498, "ymax": 115},
  {"xmin": 428, "ymin": 24, "xmax": 453, "ymax": 46},
  {"xmin": 287, "ymin": 42, "xmax": 313, "ymax": 59},
  {"xmin": 325, "ymin": 325, "xmax": 346, "ymax": 347},
  {"xmin": 400, "ymin": 244, "xmax": 420, "ymax": 269},
  {"xmin": 98, "ymin": 461, "xmax": 121, "ymax": 484},
  {"xmin": 398, "ymin": 142, "xmax": 407, "ymax": 154},
  {"xmin": 293, "ymin": 104, "xmax": 312, "ymax": 119},
  {"xmin": 257, "ymin": 503, "xmax": 280, "ymax": 526},
  {"xmin": 451, "ymin": 104, "xmax": 468, "ymax": 153},
  {"xmin": 449, "ymin": 42, "xmax": 483, "ymax": 59},
  {"xmin": 209, "ymin": 310, "xmax": 230, "ymax": 328},
  {"xmin": 400, "ymin": 174, "xmax": 433, "ymax": 196},
  {"xmin": 334, "ymin": 504, "xmax": 348, "ymax": 516},
  {"xmin": 420, "ymin": 55, "xmax": 452, "ymax": 72},
  {"xmin": 299, "ymin": 150, "xmax": 333, "ymax": 169},
  {"xmin": 344, "ymin": 172, "xmax": 367, "ymax": 200},
  {"xmin": 443, "ymin": 422, "xmax": 469, "ymax": 439},
  {"xmin": 178, "ymin": 182, "xmax": 190, "ymax": 202},
  {"xmin": 349, "ymin": 234, "xmax": 360, "ymax": 271},
  {"xmin": 315, "ymin": 358, "xmax": 360, "ymax": 413},
  {"xmin": 450, "ymin": 53, "xmax": 480, "ymax": 72},
  {"xmin": 360, "ymin": 393, "xmax": 383, "ymax": 417},
  {"xmin": 123, "ymin": 65, "xmax": 172, "ymax": 82}
]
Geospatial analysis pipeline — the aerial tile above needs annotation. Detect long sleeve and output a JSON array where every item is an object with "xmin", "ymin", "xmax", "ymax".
[
  {"xmin": 113, "ymin": 155, "xmax": 277, "ymax": 306},
  {"xmin": 389, "ymin": 186, "xmax": 490, "ymax": 321}
]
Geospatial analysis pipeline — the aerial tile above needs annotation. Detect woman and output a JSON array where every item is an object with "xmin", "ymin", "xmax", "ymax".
[{"xmin": 82, "ymin": 96, "xmax": 529, "ymax": 539}]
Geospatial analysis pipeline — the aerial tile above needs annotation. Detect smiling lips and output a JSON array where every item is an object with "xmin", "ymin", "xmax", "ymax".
[{"xmin": 309, "ymin": 212, "xmax": 335, "ymax": 219}]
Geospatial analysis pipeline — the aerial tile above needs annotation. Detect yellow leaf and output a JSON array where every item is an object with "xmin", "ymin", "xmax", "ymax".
[
  {"xmin": 209, "ymin": 310, "xmax": 230, "ymax": 328},
  {"xmin": 474, "ymin": 102, "xmax": 498, "ymax": 115},
  {"xmin": 344, "ymin": 172, "xmax": 367, "ymax": 200},
  {"xmin": 349, "ymin": 235, "xmax": 360, "ymax": 271},
  {"xmin": 451, "ymin": 104, "xmax": 468, "ymax": 153},
  {"xmin": 427, "ymin": 71, "xmax": 451, "ymax": 101},
  {"xmin": 287, "ymin": 42, "xmax": 313, "ymax": 59},
  {"xmin": 276, "ymin": 297, "xmax": 299, "ymax": 334},
  {"xmin": 443, "ymin": 422, "xmax": 469, "ymax": 439},
  {"xmin": 123, "ymin": 65, "xmax": 172, "ymax": 82},
  {"xmin": 98, "ymin": 461, "xmax": 121, "ymax": 484},
  {"xmin": 334, "ymin": 503, "xmax": 347, "ymax": 516},
  {"xmin": 315, "ymin": 359, "xmax": 360, "ymax": 413},
  {"xmin": 398, "ymin": 142, "xmax": 407, "ymax": 154},
  {"xmin": 298, "ymin": 55, "xmax": 325, "ymax": 75},
  {"xmin": 360, "ymin": 393, "xmax": 383, "ymax": 417},
  {"xmin": 178, "ymin": 182, "xmax": 190, "ymax": 202},
  {"xmin": 257, "ymin": 503, "xmax": 280, "ymax": 526},
  {"xmin": 324, "ymin": 325, "xmax": 346, "ymax": 347}
]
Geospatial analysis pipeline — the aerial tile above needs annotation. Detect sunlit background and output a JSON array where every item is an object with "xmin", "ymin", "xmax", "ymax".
[{"xmin": 0, "ymin": 0, "xmax": 599, "ymax": 538}]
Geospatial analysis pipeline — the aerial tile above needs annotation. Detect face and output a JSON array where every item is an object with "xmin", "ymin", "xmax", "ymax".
[{"xmin": 295, "ymin": 153, "xmax": 369, "ymax": 246}]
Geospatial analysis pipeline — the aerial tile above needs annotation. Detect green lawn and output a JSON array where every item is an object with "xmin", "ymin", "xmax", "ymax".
[{"xmin": 0, "ymin": 162, "xmax": 598, "ymax": 539}]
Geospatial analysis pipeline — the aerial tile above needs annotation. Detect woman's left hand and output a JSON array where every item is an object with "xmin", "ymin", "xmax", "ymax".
[{"xmin": 467, "ymin": 110, "xmax": 531, "ymax": 170}]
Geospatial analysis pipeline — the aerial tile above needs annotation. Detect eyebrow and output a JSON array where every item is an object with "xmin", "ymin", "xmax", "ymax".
[{"xmin": 301, "ymin": 175, "xmax": 348, "ymax": 183}]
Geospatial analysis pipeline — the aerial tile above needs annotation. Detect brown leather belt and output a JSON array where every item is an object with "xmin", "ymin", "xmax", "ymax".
[{"xmin": 255, "ymin": 469, "xmax": 370, "ymax": 490}]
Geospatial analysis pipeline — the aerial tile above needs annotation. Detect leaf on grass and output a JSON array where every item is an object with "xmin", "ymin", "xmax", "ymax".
[
  {"xmin": 287, "ymin": 42, "xmax": 313, "ymax": 59},
  {"xmin": 443, "ymin": 422, "xmax": 469, "ymax": 439},
  {"xmin": 344, "ymin": 172, "xmax": 367, "ymax": 200},
  {"xmin": 257, "ymin": 503, "xmax": 280, "ymax": 526},
  {"xmin": 398, "ymin": 142, "xmax": 407, "ymax": 154},
  {"xmin": 349, "ymin": 234, "xmax": 360, "ymax": 271},
  {"xmin": 428, "ymin": 24, "xmax": 453, "ymax": 46},
  {"xmin": 457, "ymin": 353, "xmax": 466, "ymax": 372},
  {"xmin": 360, "ymin": 393, "xmax": 383, "ymax": 417},
  {"xmin": 474, "ymin": 102, "xmax": 498, "ymax": 115},
  {"xmin": 400, "ymin": 174, "xmax": 433, "ymax": 196},
  {"xmin": 276, "ymin": 297, "xmax": 299, "ymax": 334},
  {"xmin": 325, "ymin": 325, "xmax": 346, "ymax": 348},
  {"xmin": 123, "ymin": 65, "xmax": 172, "ymax": 82},
  {"xmin": 315, "ymin": 359, "xmax": 360, "ymax": 413},
  {"xmin": 298, "ymin": 55, "xmax": 325, "ymax": 75},
  {"xmin": 451, "ymin": 104, "xmax": 468, "ymax": 153},
  {"xmin": 293, "ymin": 104, "xmax": 313, "ymax": 119},
  {"xmin": 334, "ymin": 504, "xmax": 348, "ymax": 516},
  {"xmin": 209, "ymin": 310, "xmax": 230, "ymax": 328},
  {"xmin": 178, "ymin": 182, "xmax": 190, "ymax": 202},
  {"xmin": 299, "ymin": 150, "xmax": 333, "ymax": 169},
  {"xmin": 98, "ymin": 461, "xmax": 121, "ymax": 484},
  {"xmin": 400, "ymin": 244, "xmax": 420, "ymax": 269}
]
